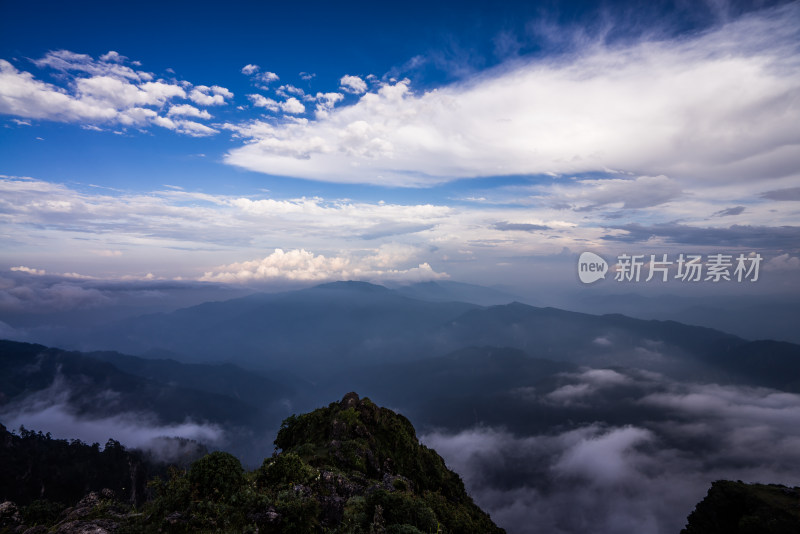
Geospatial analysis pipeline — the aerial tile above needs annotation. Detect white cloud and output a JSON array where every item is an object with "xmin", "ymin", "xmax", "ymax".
[
  {"xmin": 93, "ymin": 249, "xmax": 123, "ymax": 257},
  {"xmin": 241, "ymin": 64, "xmax": 260, "ymax": 75},
  {"xmin": 0, "ymin": 376, "xmax": 224, "ymax": 452},
  {"xmin": 0, "ymin": 276, "xmax": 110, "ymax": 313},
  {"xmin": 76, "ymin": 76, "xmax": 185, "ymax": 108},
  {"xmin": 340, "ymin": 74, "xmax": 367, "ymax": 94},
  {"xmin": 0, "ymin": 175, "xmax": 464, "ymax": 278},
  {"xmin": 99, "ymin": 50, "xmax": 124, "ymax": 62},
  {"xmin": 423, "ymin": 375, "xmax": 800, "ymax": 534},
  {"xmin": 315, "ymin": 92, "xmax": 344, "ymax": 117},
  {"xmin": 188, "ymin": 85, "xmax": 233, "ymax": 106},
  {"xmin": 556, "ymin": 175, "xmax": 683, "ymax": 211},
  {"xmin": 554, "ymin": 426, "xmax": 653, "ymax": 485},
  {"xmin": 258, "ymin": 71, "xmax": 279, "ymax": 84},
  {"xmin": 280, "ymin": 97, "xmax": 305, "ymax": 114},
  {"xmin": 200, "ymin": 247, "xmax": 448, "ymax": 284},
  {"xmin": 167, "ymin": 104, "xmax": 212, "ymax": 119},
  {"xmin": 248, "ymin": 94, "xmax": 279, "ymax": 111},
  {"xmin": 245, "ymin": 95, "xmax": 305, "ymax": 115},
  {"xmin": 10, "ymin": 266, "xmax": 46, "ymax": 275},
  {"xmin": 33, "ymin": 49, "xmax": 151, "ymax": 81},
  {"xmin": 225, "ymin": 5, "xmax": 800, "ymax": 187},
  {"xmin": 545, "ymin": 369, "xmax": 633, "ymax": 405},
  {"xmin": 764, "ymin": 253, "xmax": 800, "ymax": 271},
  {"xmin": 210, "ymin": 85, "xmax": 233, "ymax": 98},
  {"xmin": 277, "ymin": 84, "xmax": 305, "ymax": 97},
  {"xmin": 0, "ymin": 53, "xmax": 223, "ymax": 137},
  {"xmin": 0, "ymin": 60, "xmax": 117, "ymax": 122},
  {"xmin": 170, "ymin": 119, "xmax": 218, "ymax": 137}
]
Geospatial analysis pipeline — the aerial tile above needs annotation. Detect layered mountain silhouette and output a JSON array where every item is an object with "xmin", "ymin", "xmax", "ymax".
[
  {"xmin": 3, "ymin": 281, "xmax": 800, "ymax": 533},
  {"xmin": 66, "ymin": 281, "xmax": 800, "ymax": 392}
]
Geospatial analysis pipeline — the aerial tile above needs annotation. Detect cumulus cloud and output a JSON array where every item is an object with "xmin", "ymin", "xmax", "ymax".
[
  {"xmin": 199, "ymin": 247, "xmax": 448, "ymax": 284},
  {"xmin": 248, "ymin": 94, "xmax": 280, "ymax": 111},
  {"xmin": 166, "ymin": 104, "xmax": 212, "ymax": 119},
  {"xmin": 188, "ymin": 85, "xmax": 233, "ymax": 106},
  {"xmin": 241, "ymin": 64, "xmax": 259, "ymax": 75},
  {"xmin": 315, "ymin": 92, "xmax": 344, "ymax": 117},
  {"xmin": 0, "ymin": 51, "xmax": 223, "ymax": 136},
  {"xmin": 280, "ymin": 96, "xmax": 305, "ymax": 114},
  {"xmin": 764, "ymin": 253, "xmax": 800, "ymax": 271},
  {"xmin": 11, "ymin": 266, "xmax": 46, "ymax": 276},
  {"xmin": 225, "ymin": 4, "xmax": 800, "ymax": 186},
  {"xmin": 246, "ymin": 94, "xmax": 305, "ymax": 115},
  {"xmin": 258, "ymin": 71, "xmax": 279, "ymax": 84},
  {"xmin": 277, "ymin": 84, "xmax": 305, "ymax": 97},
  {"xmin": 340, "ymin": 74, "xmax": 367, "ymax": 94}
]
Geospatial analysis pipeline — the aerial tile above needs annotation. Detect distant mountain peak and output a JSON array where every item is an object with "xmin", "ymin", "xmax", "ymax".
[{"xmin": 312, "ymin": 280, "xmax": 390, "ymax": 292}]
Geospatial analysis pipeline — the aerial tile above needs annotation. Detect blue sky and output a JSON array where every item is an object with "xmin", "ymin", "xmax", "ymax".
[{"xmin": 1, "ymin": 0, "xmax": 799, "ymax": 304}]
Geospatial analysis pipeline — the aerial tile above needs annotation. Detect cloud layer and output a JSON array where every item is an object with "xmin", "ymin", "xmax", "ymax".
[
  {"xmin": 422, "ymin": 369, "xmax": 800, "ymax": 534},
  {"xmin": 225, "ymin": 4, "xmax": 800, "ymax": 186},
  {"xmin": 0, "ymin": 374, "xmax": 224, "ymax": 454}
]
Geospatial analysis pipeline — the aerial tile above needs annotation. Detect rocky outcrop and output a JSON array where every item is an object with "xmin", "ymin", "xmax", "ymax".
[
  {"xmin": 2, "ymin": 394, "xmax": 504, "ymax": 533},
  {"xmin": 681, "ymin": 480, "xmax": 800, "ymax": 533},
  {"xmin": 1, "ymin": 489, "xmax": 130, "ymax": 534}
]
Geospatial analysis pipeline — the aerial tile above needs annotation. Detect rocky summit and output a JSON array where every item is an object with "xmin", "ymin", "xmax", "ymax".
[
  {"xmin": 0, "ymin": 393, "xmax": 504, "ymax": 534},
  {"xmin": 681, "ymin": 480, "xmax": 800, "ymax": 534}
]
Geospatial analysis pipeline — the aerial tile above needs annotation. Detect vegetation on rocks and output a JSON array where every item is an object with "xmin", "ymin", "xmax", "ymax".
[
  {"xmin": 681, "ymin": 480, "xmax": 800, "ymax": 534},
  {"xmin": 1, "ymin": 393, "xmax": 504, "ymax": 533}
]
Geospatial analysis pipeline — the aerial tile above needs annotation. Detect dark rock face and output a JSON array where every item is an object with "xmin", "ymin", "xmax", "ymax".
[{"xmin": 681, "ymin": 480, "xmax": 800, "ymax": 534}]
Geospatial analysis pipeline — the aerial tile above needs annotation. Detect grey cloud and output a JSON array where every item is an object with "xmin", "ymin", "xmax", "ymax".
[
  {"xmin": 358, "ymin": 223, "xmax": 435, "ymax": 240},
  {"xmin": 712, "ymin": 206, "xmax": 745, "ymax": 217},
  {"xmin": 603, "ymin": 223, "xmax": 800, "ymax": 249},
  {"xmin": 0, "ymin": 276, "xmax": 111, "ymax": 314},
  {"xmin": 567, "ymin": 176, "xmax": 684, "ymax": 212},
  {"xmin": 0, "ymin": 375, "xmax": 224, "ymax": 455},
  {"xmin": 493, "ymin": 222, "xmax": 551, "ymax": 232},
  {"xmin": 761, "ymin": 186, "xmax": 800, "ymax": 201},
  {"xmin": 422, "ymin": 370, "xmax": 800, "ymax": 534}
]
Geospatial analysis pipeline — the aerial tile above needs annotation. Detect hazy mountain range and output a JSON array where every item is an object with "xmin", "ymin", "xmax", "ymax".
[{"xmin": 2, "ymin": 280, "xmax": 800, "ymax": 533}]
